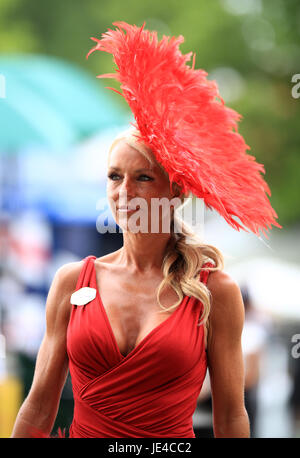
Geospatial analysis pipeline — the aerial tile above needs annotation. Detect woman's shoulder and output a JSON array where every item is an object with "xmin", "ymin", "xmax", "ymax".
[
  {"xmin": 57, "ymin": 250, "xmax": 121, "ymax": 287},
  {"xmin": 51, "ymin": 259, "xmax": 86, "ymax": 298},
  {"xmin": 56, "ymin": 259, "xmax": 85, "ymax": 282},
  {"xmin": 44, "ymin": 260, "xmax": 86, "ymax": 326},
  {"xmin": 206, "ymin": 268, "xmax": 241, "ymax": 299},
  {"xmin": 206, "ymin": 268, "xmax": 244, "ymax": 325}
]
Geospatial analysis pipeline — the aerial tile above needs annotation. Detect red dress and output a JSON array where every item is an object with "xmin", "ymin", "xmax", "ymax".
[{"xmin": 67, "ymin": 255, "xmax": 213, "ymax": 438}]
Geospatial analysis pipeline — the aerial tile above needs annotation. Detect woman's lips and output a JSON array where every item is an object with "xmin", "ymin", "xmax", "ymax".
[{"xmin": 117, "ymin": 206, "xmax": 140, "ymax": 213}]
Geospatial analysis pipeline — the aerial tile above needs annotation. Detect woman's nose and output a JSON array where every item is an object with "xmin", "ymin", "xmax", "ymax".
[{"xmin": 119, "ymin": 176, "xmax": 135, "ymax": 197}]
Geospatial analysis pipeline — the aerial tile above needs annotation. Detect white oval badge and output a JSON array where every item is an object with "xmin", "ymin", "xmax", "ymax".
[{"xmin": 70, "ymin": 287, "xmax": 97, "ymax": 306}]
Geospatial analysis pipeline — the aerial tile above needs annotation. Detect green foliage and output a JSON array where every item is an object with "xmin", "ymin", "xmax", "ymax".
[{"xmin": 0, "ymin": 0, "xmax": 299, "ymax": 226}]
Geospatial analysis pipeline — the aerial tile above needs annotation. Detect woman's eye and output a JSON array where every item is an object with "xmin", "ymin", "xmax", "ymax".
[
  {"xmin": 138, "ymin": 175, "xmax": 153, "ymax": 181},
  {"xmin": 108, "ymin": 173, "xmax": 119, "ymax": 180}
]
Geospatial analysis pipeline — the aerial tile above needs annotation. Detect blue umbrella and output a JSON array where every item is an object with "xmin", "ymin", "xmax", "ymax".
[{"xmin": 0, "ymin": 54, "xmax": 127, "ymax": 153}]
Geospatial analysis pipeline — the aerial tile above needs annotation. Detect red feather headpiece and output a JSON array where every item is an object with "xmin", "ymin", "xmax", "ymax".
[{"xmin": 87, "ymin": 21, "xmax": 281, "ymax": 237}]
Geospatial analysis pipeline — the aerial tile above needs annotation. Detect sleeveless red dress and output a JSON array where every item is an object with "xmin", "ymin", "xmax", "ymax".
[{"xmin": 67, "ymin": 255, "xmax": 213, "ymax": 438}]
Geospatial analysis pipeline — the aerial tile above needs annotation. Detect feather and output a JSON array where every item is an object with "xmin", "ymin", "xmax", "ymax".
[{"xmin": 87, "ymin": 21, "xmax": 281, "ymax": 237}]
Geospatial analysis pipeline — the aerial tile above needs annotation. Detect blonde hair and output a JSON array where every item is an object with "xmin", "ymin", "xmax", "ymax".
[{"xmin": 108, "ymin": 127, "xmax": 224, "ymax": 325}]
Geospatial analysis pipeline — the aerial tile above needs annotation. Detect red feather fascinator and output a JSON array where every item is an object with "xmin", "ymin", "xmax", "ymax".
[{"xmin": 87, "ymin": 21, "xmax": 281, "ymax": 237}]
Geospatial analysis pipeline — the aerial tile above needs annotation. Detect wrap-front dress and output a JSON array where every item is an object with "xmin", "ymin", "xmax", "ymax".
[{"xmin": 66, "ymin": 255, "xmax": 213, "ymax": 438}]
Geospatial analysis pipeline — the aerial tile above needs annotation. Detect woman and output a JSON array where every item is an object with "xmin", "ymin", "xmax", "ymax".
[{"xmin": 11, "ymin": 21, "xmax": 280, "ymax": 438}]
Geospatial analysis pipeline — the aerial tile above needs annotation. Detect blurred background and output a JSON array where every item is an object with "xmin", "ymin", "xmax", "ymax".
[{"xmin": 0, "ymin": 0, "xmax": 299, "ymax": 438}]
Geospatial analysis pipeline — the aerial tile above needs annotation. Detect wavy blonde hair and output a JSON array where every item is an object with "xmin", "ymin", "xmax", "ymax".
[{"xmin": 107, "ymin": 127, "xmax": 224, "ymax": 325}]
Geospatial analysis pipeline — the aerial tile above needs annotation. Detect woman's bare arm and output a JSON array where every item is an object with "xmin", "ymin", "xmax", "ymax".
[
  {"xmin": 11, "ymin": 261, "xmax": 83, "ymax": 438},
  {"xmin": 206, "ymin": 270, "xmax": 250, "ymax": 438}
]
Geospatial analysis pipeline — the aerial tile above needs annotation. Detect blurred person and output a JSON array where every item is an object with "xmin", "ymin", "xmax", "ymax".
[
  {"xmin": 11, "ymin": 22, "xmax": 280, "ymax": 438},
  {"xmin": 288, "ymin": 330, "xmax": 300, "ymax": 435},
  {"xmin": 193, "ymin": 373, "xmax": 214, "ymax": 438},
  {"xmin": 289, "ymin": 358, "xmax": 300, "ymax": 435},
  {"xmin": 241, "ymin": 287, "xmax": 268, "ymax": 437}
]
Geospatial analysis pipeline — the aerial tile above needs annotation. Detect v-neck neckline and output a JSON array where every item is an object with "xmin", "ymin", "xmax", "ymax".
[{"xmin": 91, "ymin": 257, "xmax": 187, "ymax": 361}]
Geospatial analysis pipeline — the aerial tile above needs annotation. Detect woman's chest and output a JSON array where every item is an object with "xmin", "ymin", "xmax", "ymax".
[{"xmin": 95, "ymin": 265, "xmax": 181, "ymax": 358}]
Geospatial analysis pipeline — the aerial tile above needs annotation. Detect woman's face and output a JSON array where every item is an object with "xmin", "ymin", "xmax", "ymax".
[{"xmin": 107, "ymin": 139, "xmax": 182, "ymax": 233}]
